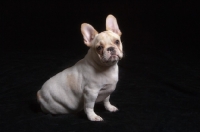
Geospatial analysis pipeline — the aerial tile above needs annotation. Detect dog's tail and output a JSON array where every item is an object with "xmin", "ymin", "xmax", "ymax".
[{"xmin": 36, "ymin": 90, "xmax": 41, "ymax": 104}]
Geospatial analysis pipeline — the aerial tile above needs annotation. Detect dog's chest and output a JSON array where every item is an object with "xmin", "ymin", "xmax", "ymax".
[
  {"xmin": 95, "ymin": 84, "xmax": 114, "ymax": 102},
  {"xmin": 101, "ymin": 84, "xmax": 112, "ymax": 90},
  {"xmin": 100, "ymin": 70, "xmax": 118, "ymax": 89},
  {"xmin": 99, "ymin": 83, "xmax": 115, "ymax": 95}
]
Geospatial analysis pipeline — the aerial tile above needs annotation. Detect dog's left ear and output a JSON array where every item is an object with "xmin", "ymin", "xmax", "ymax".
[
  {"xmin": 106, "ymin": 15, "xmax": 122, "ymax": 36},
  {"xmin": 81, "ymin": 23, "xmax": 98, "ymax": 47}
]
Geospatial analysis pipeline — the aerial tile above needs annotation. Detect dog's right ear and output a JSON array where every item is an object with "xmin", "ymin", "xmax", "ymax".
[
  {"xmin": 81, "ymin": 23, "xmax": 98, "ymax": 47},
  {"xmin": 106, "ymin": 15, "xmax": 122, "ymax": 36}
]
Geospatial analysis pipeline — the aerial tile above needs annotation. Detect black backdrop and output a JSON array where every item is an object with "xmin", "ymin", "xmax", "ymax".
[{"xmin": 1, "ymin": 1, "xmax": 200, "ymax": 132}]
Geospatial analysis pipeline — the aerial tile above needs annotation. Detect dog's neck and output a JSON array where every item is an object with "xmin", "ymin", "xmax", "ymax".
[{"xmin": 84, "ymin": 49, "xmax": 118, "ymax": 71}]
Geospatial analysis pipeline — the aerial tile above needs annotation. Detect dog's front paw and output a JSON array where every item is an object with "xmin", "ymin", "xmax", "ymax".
[
  {"xmin": 105, "ymin": 105, "xmax": 119, "ymax": 112},
  {"xmin": 88, "ymin": 114, "xmax": 103, "ymax": 121}
]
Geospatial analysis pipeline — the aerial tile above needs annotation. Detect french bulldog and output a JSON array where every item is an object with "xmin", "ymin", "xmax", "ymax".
[{"xmin": 37, "ymin": 14, "xmax": 123, "ymax": 121}]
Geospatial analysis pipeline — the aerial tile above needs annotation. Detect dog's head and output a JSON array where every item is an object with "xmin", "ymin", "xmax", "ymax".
[{"xmin": 81, "ymin": 15, "xmax": 123, "ymax": 66}]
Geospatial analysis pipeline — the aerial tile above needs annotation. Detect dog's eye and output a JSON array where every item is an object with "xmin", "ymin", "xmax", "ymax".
[
  {"xmin": 97, "ymin": 46, "xmax": 102, "ymax": 51},
  {"xmin": 115, "ymin": 40, "xmax": 120, "ymax": 45}
]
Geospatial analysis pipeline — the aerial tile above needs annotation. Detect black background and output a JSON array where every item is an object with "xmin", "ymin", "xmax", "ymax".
[{"xmin": 1, "ymin": 1, "xmax": 200, "ymax": 132}]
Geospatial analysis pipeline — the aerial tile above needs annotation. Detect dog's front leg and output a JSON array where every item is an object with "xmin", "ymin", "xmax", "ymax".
[
  {"xmin": 104, "ymin": 95, "xmax": 118, "ymax": 112},
  {"xmin": 84, "ymin": 86, "xmax": 103, "ymax": 121}
]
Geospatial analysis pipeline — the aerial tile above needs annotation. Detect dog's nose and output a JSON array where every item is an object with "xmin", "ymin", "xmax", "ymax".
[{"xmin": 107, "ymin": 47, "xmax": 114, "ymax": 52}]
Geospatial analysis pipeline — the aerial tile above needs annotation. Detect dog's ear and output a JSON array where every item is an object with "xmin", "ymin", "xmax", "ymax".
[
  {"xmin": 81, "ymin": 23, "xmax": 98, "ymax": 47},
  {"xmin": 106, "ymin": 15, "xmax": 122, "ymax": 36}
]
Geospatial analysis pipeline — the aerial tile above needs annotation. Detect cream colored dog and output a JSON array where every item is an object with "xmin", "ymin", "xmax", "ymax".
[{"xmin": 37, "ymin": 14, "xmax": 123, "ymax": 121}]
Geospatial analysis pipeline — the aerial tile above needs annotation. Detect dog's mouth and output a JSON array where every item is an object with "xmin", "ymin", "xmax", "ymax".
[
  {"xmin": 110, "ymin": 54, "xmax": 122, "ymax": 60},
  {"xmin": 110, "ymin": 55, "xmax": 119, "ymax": 59},
  {"xmin": 98, "ymin": 51, "xmax": 123, "ymax": 66},
  {"xmin": 105, "ymin": 54, "xmax": 120, "ymax": 63}
]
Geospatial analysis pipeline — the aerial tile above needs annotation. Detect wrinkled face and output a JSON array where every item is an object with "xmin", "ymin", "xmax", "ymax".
[{"xmin": 92, "ymin": 31, "xmax": 123, "ymax": 65}]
